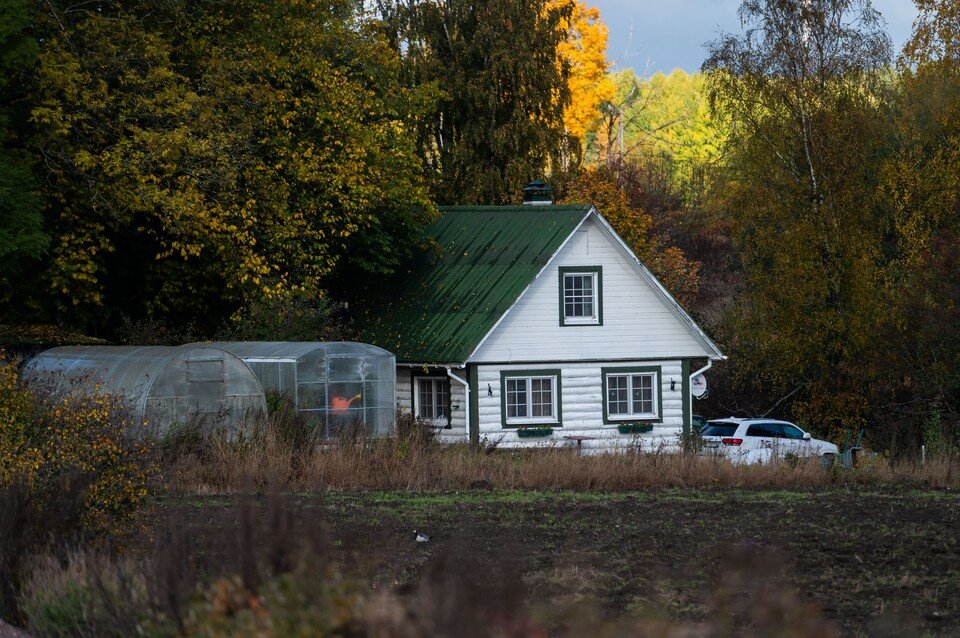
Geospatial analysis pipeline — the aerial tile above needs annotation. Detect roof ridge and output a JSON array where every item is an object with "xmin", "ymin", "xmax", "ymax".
[{"xmin": 438, "ymin": 204, "xmax": 592, "ymax": 211}]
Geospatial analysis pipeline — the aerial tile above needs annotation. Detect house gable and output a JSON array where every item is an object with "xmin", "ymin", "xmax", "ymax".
[{"xmin": 469, "ymin": 213, "xmax": 722, "ymax": 363}]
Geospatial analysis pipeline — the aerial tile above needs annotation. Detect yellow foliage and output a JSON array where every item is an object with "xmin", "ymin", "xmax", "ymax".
[
  {"xmin": 549, "ymin": 0, "xmax": 615, "ymax": 142},
  {"xmin": 0, "ymin": 353, "xmax": 155, "ymax": 534}
]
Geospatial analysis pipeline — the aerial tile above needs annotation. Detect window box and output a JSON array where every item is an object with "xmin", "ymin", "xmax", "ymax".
[
  {"xmin": 617, "ymin": 423, "xmax": 654, "ymax": 435},
  {"xmin": 517, "ymin": 426, "xmax": 554, "ymax": 438}
]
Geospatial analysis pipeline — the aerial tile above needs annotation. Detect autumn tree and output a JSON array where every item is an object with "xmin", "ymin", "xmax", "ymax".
[
  {"xmin": 549, "ymin": 0, "xmax": 615, "ymax": 158},
  {"xmin": 703, "ymin": 0, "xmax": 892, "ymax": 435},
  {"xmin": 378, "ymin": 0, "xmax": 574, "ymax": 204},
  {"xmin": 28, "ymin": 0, "xmax": 433, "ymax": 334},
  {"xmin": 559, "ymin": 164, "xmax": 701, "ymax": 306},
  {"xmin": 0, "ymin": 0, "xmax": 46, "ymax": 316},
  {"xmin": 876, "ymin": 0, "xmax": 960, "ymax": 449}
]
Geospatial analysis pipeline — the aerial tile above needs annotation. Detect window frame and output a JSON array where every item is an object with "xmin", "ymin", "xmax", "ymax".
[
  {"xmin": 499, "ymin": 369, "xmax": 562, "ymax": 428},
  {"xmin": 601, "ymin": 366, "xmax": 663, "ymax": 424},
  {"xmin": 558, "ymin": 266, "xmax": 603, "ymax": 326},
  {"xmin": 412, "ymin": 374, "xmax": 452, "ymax": 428}
]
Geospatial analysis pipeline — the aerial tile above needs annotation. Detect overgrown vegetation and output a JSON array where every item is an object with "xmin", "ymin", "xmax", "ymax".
[
  {"xmin": 0, "ymin": 355, "xmax": 158, "ymax": 624},
  {"xmin": 155, "ymin": 400, "xmax": 960, "ymax": 494}
]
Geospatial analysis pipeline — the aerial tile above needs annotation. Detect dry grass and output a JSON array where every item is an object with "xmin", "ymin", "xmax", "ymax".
[{"xmin": 162, "ymin": 420, "xmax": 960, "ymax": 493}]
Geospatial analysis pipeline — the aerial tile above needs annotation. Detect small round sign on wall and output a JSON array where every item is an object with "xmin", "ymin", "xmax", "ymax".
[{"xmin": 691, "ymin": 374, "xmax": 708, "ymax": 399}]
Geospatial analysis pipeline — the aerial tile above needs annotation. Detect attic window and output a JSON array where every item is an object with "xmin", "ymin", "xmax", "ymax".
[{"xmin": 559, "ymin": 266, "xmax": 602, "ymax": 326}]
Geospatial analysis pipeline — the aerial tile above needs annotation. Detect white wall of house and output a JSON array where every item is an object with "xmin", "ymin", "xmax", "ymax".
[
  {"xmin": 396, "ymin": 365, "xmax": 467, "ymax": 441},
  {"xmin": 473, "ymin": 360, "xmax": 685, "ymax": 451},
  {"xmin": 470, "ymin": 215, "xmax": 709, "ymax": 364},
  {"xmin": 392, "ymin": 211, "xmax": 719, "ymax": 450}
]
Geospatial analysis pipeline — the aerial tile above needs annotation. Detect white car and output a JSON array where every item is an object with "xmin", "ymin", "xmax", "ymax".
[{"xmin": 700, "ymin": 418, "xmax": 838, "ymax": 464}]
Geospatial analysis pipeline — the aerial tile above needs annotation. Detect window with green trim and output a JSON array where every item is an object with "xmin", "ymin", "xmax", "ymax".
[
  {"xmin": 501, "ymin": 370, "xmax": 561, "ymax": 426},
  {"xmin": 559, "ymin": 266, "xmax": 602, "ymax": 326},
  {"xmin": 604, "ymin": 371, "xmax": 660, "ymax": 420}
]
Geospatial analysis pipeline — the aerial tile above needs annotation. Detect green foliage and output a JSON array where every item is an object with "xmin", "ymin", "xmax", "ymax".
[
  {"xmin": 0, "ymin": 355, "xmax": 156, "ymax": 534},
  {"xmin": 0, "ymin": 0, "xmax": 47, "ymax": 307},
  {"xmin": 27, "ymin": 0, "xmax": 434, "ymax": 334},
  {"xmin": 875, "ymin": 6, "xmax": 960, "ymax": 447},
  {"xmin": 588, "ymin": 69, "xmax": 726, "ymax": 199},
  {"xmin": 220, "ymin": 296, "xmax": 350, "ymax": 342},
  {"xmin": 0, "ymin": 150, "xmax": 46, "ymax": 275},
  {"xmin": 703, "ymin": 0, "xmax": 893, "ymax": 437},
  {"xmin": 380, "ymin": 0, "xmax": 574, "ymax": 204},
  {"xmin": 921, "ymin": 407, "xmax": 958, "ymax": 458},
  {"xmin": 180, "ymin": 570, "xmax": 365, "ymax": 637}
]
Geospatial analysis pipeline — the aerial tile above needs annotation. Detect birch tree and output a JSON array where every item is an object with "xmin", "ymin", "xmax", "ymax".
[{"xmin": 703, "ymin": 0, "xmax": 892, "ymax": 433}]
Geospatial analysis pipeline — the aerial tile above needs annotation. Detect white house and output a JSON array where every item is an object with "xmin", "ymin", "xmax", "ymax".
[{"xmin": 353, "ymin": 188, "xmax": 724, "ymax": 451}]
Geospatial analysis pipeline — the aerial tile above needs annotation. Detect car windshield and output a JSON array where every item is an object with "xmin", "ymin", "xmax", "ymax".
[{"xmin": 701, "ymin": 422, "xmax": 738, "ymax": 437}]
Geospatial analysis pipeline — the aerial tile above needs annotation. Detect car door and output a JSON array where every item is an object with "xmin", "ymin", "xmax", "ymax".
[
  {"xmin": 745, "ymin": 423, "xmax": 777, "ymax": 455},
  {"xmin": 778, "ymin": 423, "xmax": 809, "ymax": 457}
]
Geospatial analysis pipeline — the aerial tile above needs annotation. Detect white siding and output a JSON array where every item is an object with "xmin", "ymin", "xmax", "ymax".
[
  {"xmin": 470, "ymin": 215, "xmax": 710, "ymax": 363},
  {"xmin": 474, "ymin": 361, "xmax": 685, "ymax": 452},
  {"xmin": 395, "ymin": 366, "xmax": 466, "ymax": 441}
]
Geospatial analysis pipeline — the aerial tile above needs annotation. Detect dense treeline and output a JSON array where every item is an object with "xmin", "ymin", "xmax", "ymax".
[
  {"xmin": 1, "ymin": 0, "xmax": 619, "ymax": 337},
  {"xmin": 3, "ymin": 0, "xmax": 960, "ymax": 453},
  {"xmin": 593, "ymin": 0, "xmax": 960, "ymax": 453},
  {"xmin": 704, "ymin": 0, "xmax": 960, "ymax": 454}
]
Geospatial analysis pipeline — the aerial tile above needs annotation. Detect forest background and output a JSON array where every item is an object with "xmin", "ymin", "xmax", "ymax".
[{"xmin": 2, "ymin": 0, "xmax": 959, "ymax": 455}]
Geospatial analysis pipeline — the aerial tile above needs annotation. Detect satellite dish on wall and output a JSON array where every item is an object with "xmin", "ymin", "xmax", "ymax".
[{"xmin": 691, "ymin": 374, "xmax": 708, "ymax": 399}]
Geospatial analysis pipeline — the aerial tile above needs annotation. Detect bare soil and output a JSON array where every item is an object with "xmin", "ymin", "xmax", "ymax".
[{"xmin": 183, "ymin": 487, "xmax": 960, "ymax": 636}]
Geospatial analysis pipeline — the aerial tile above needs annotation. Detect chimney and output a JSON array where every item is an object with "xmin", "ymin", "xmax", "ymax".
[{"xmin": 522, "ymin": 179, "xmax": 553, "ymax": 206}]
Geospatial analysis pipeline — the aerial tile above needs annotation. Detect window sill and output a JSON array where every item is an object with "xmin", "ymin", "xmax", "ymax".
[
  {"xmin": 562, "ymin": 318, "xmax": 600, "ymax": 326},
  {"xmin": 505, "ymin": 419, "xmax": 559, "ymax": 428}
]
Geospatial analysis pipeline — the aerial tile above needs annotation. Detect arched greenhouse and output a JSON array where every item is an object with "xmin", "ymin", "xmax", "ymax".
[
  {"xmin": 204, "ymin": 342, "xmax": 396, "ymax": 438},
  {"xmin": 22, "ymin": 345, "xmax": 267, "ymax": 433}
]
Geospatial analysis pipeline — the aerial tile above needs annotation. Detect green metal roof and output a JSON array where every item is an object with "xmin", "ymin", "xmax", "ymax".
[{"xmin": 353, "ymin": 205, "xmax": 592, "ymax": 364}]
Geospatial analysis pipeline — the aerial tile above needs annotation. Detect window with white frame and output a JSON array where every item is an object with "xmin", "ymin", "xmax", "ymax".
[
  {"xmin": 605, "ymin": 370, "xmax": 659, "ymax": 420},
  {"xmin": 560, "ymin": 267, "xmax": 601, "ymax": 325},
  {"xmin": 415, "ymin": 377, "xmax": 449, "ymax": 424},
  {"xmin": 502, "ymin": 372, "xmax": 559, "ymax": 425}
]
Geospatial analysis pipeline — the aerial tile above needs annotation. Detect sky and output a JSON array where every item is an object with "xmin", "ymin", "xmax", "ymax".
[{"xmin": 592, "ymin": 0, "xmax": 919, "ymax": 76}]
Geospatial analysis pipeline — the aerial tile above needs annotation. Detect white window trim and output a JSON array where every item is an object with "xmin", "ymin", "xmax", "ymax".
[
  {"xmin": 562, "ymin": 271, "xmax": 600, "ymax": 325},
  {"xmin": 413, "ymin": 376, "xmax": 450, "ymax": 426},
  {"xmin": 605, "ymin": 372, "xmax": 659, "ymax": 421},
  {"xmin": 504, "ymin": 374, "xmax": 559, "ymax": 425}
]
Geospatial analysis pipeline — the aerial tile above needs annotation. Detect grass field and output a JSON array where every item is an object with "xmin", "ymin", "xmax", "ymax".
[{"xmin": 172, "ymin": 486, "xmax": 960, "ymax": 637}]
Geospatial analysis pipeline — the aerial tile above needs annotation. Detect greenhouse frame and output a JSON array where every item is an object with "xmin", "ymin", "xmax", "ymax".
[
  {"xmin": 204, "ymin": 342, "xmax": 396, "ymax": 438},
  {"xmin": 22, "ymin": 345, "xmax": 267, "ymax": 433}
]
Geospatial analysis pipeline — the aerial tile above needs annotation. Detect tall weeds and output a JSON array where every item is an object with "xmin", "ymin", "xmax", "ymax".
[{"xmin": 163, "ymin": 411, "xmax": 960, "ymax": 493}]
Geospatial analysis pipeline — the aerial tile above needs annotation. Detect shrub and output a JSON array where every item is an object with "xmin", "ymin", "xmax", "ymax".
[
  {"xmin": 0, "ymin": 352, "xmax": 158, "ymax": 621},
  {"xmin": 0, "ymin": 357, "xmax": 40, "ymax": 484}
]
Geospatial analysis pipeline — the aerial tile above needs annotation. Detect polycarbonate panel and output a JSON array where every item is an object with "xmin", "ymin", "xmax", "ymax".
[
  {"xmin": 23, "ymin": 346, "xmax": 266, "ymax": 434},
  {"xmin": 202, "ymin": 341, "xmax": 396, "ymax": 438}
]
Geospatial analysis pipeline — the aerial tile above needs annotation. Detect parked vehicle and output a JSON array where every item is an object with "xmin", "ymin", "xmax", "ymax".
[
  {"xmin": 692, "ymin": 415, "xmax": 708, "ymax": 432},
  {"xmin": 699, "ymin": 418, "xmax": 838, "ymax": 464}
]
